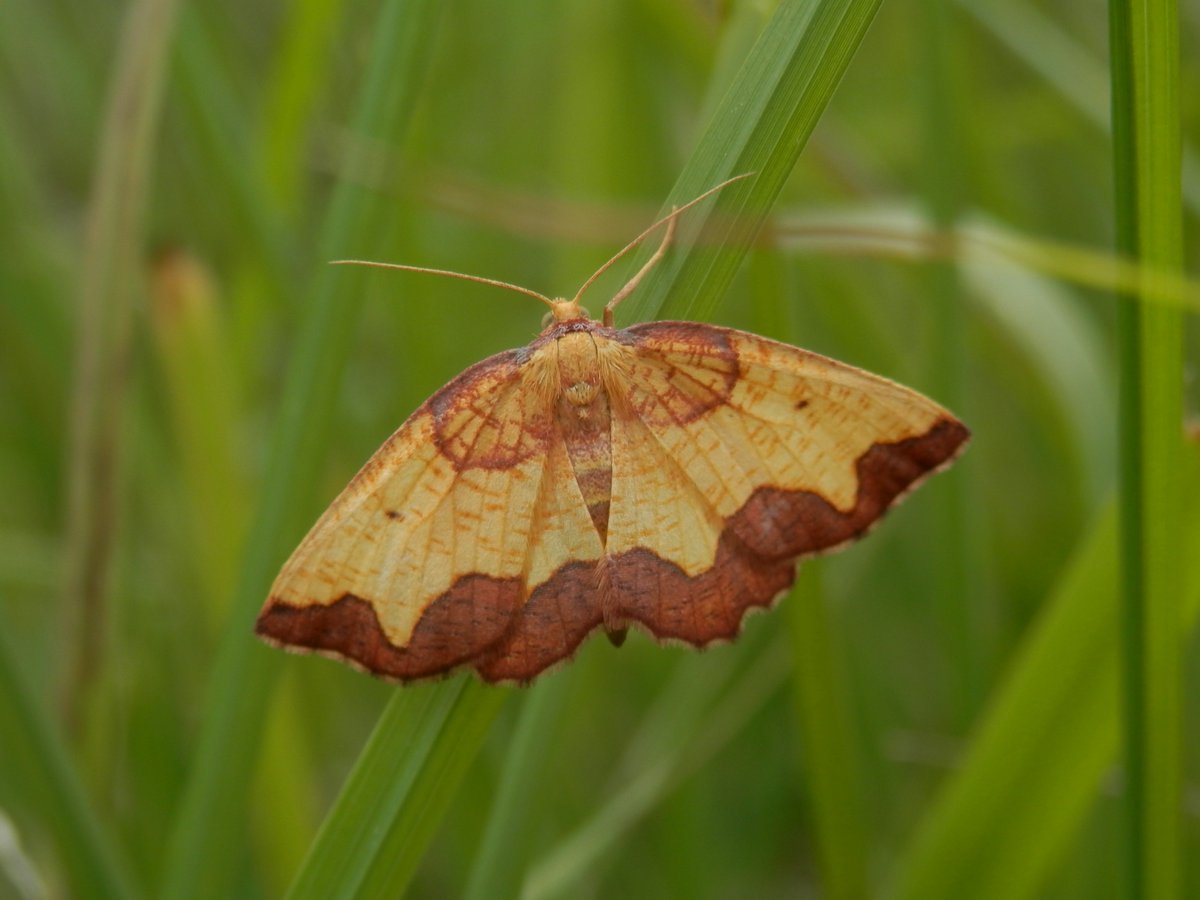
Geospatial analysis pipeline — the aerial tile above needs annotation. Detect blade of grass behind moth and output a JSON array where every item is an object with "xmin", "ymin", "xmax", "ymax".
[
  {"xmin": 888, "ymin": 466, "xmax": 1200, "ymax": 900},
  {"xmin": 148, "ymin": 249, "xmax": 247, "ymax": 624},
  {"xmin": 0, "ymin": 4, "xmax": 104, "ymax": 161},
  {"xmin": 252, "ymin": 671, "xmax": 322, "ymax": 895},
  {"xmin": 62, "ymin": 0, "xmax": 181, "ymax": 734},
  {"xmin": 916, "ymin": 0, "xmax": 988, "ymax": 726},
  {"xmin": 0, "ymin": 631, "xmax": 140, "ymax": 900},
  {"xmin": 285, "ymin": 680, "xmax": 508, "ymax": 900},
  {"xmin": 958, "ymin": 0, "xmax": 1200, "ymax": 214},
  {"xmin": 745, "ymin": 249, "xmax": 869, "ymax": 898},
  {"xmin": 522, "ymin": 637, "xmax": 790, "ymax": 900},
  {"xmin": 1110, "ymin": 2, "xmax": 1186, "ymax": 895},
  {"xmin": 160, "ymin": 3, "xmax": 447, "ymax": 896},
  {"xmin": 463, "ymin": 677, "xmax": 572, "ymax": 900},
  {"xmin": 258, "ymin": 0, "xmax": 343, "ymax": 213},
  {"xmin": 786, "ymin": 564, "xmax": 870, "ymax": 900},
  {"xmin": 955, "ymin": 213, "xmax": 1116, "ymax": 500},
  {"xmin": 172, "ymin": 3, "xmax": 292, "ymax": 283},
  {"xmin": 615, "ymin": 0, "xmax": 885, "ymax": 328},
  {"xmin": 0, "ymin": 101, "xmax": 72, "ymax": 496}
]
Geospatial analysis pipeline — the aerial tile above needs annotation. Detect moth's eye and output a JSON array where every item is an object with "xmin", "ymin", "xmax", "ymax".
[{"xmin": 541, "ymin": 310, "xmax": 555, "ymax": 329}]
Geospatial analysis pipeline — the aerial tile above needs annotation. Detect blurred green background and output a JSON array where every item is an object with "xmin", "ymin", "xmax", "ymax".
[{"xmin": 1, "ymin": 0, "xmax": 1197, "ymax": 897}]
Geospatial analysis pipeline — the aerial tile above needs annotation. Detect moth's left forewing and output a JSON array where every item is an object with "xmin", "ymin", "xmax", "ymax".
[
  {"xmin": 727, "ymin": 327, "xmax": 969, "ymax": 502},
  {"xmin": 605, "ymin": 321, "xmax": 968, "ymax": 646},
  {"xmin": 621, "ymin": 321, "xmax": 968, "ymax": 534},
  {"xmin": 731, "ymin": 326, "xmax": 969, "ymax": 507}
]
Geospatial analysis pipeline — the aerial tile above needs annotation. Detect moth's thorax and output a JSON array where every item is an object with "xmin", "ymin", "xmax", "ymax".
[
  {"xmin": 532, "ymin": 320, "xmax": 634, "ymax": 411},
  {"xmin": 544, "ymin": 324, "xmax": 627, "ymax": 548},
  {"xmin": 555, "ymin": 330, "xmax": 601, "ymax": 401}
]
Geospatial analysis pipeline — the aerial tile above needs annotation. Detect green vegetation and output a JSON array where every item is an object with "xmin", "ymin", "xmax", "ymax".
[{"xmin": 0, "ymin": 1, "xmax": 1195, "ymax": 897}]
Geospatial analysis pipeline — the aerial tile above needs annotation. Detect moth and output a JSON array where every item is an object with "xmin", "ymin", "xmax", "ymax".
[{"xmin": 256, "ymin": 179, "xmax": 969, "ymax": 683}]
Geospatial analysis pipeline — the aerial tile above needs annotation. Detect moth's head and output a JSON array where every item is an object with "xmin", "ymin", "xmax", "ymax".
[{"xmin": 541, "ymin": 297, "xmax": 593, "ymax": 329}]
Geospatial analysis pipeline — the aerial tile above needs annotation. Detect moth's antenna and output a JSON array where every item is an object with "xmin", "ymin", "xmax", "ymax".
[
  {"xmin": 571, "ymin": 172, "xmax": 754, "ymax": 309},
  {"xmin": 331, "ymin": 259, "xmax": 556, "ymax": 310}
]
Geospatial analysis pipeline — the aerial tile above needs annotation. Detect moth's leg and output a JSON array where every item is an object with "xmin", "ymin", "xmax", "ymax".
[{"xmin": 603, "ymin": 209, "xmax": 678, "ymax": 326}]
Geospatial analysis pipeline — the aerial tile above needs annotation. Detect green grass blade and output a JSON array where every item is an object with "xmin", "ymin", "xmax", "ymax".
[
  {"xmin": 252, "ymin": 672, "xmax": 323, "ymax": 894},
  {"xmin": 523, "ymin": 643, "xmax": 790, "ymax": 900},
  {"xmin": 954, "ymin": 214, "xmax": 1116, "ymax": 499},
  {"xmin": 159, "ymin": 3, "xmax": 446, "ymax": 896},
  {"xmin": 748, "ymin": 246, "xmax": 870, "ymax": 898},
  {"xmin": 889, "ymin": 465, "xmax": 1200, "ymax": 899},
  {"xmin": 286, "ymin": 680, "xmax": 508, "ymax": 899},
  {"xmin": 62, "ymin": 0, "xmax": 182, "ymax": 732},
  {"xmin": 172, "ymin": 4, "xmax": 291, "ymax": 282},
  {"xmin": 1109, "ymin": 1, "xmax": 1186, "ymax": 896},
  {"xmin": 916, "ymin": 0, "xmax": 983, "ymax": 724},
  {"xmin": 0, "ymin": 632, "xmax": 140, "ymax": 900},
  {"xmin": 617, "ymin": 0, "xmax": 885, "ymax": 327},
  {"xmin": 147, "ymin": 250, "xmax": 248, "ymax": 620},
  {"xmin": 258, "ymin": 0, "xmax": 344, "ymax": 213},
  {"xmin": 464, "ymin": 678, "xmax": 572, "ymax": 900},
  {"xmin": 786, "ymin": 565, "xmax": 869, "ymax": 900},
  {"xmin": 889, "ymin": 505, "xmax": 1117, "ymax": 899},
  {"xmin": 960, "ymin": 0, "xmax": 1200, "ymax": 213}
]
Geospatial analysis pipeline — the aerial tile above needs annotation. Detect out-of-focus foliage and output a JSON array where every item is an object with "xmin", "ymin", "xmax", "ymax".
[{"xmin": 0, "ymin": 1, "xmax": 1196, "ymax": 898}]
